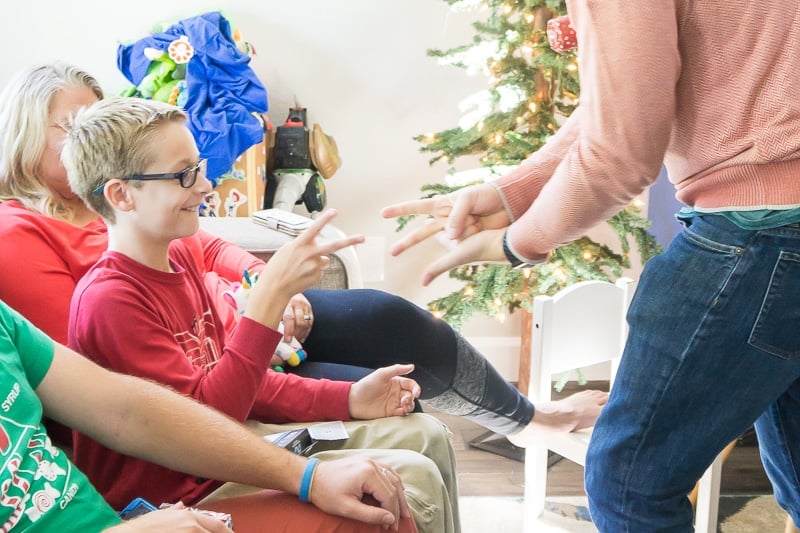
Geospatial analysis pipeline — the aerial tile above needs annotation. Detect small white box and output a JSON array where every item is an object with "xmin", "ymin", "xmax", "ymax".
[{"xmin": 252, "ymin": 208, "xmax": 313, "ymax": 236}]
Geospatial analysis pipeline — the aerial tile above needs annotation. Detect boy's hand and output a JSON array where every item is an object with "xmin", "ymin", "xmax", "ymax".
[
  {"xmin": 349, "ymin": 364, "xmax": 420, "ymax": 419},
  {"xmin": 244, "ymin": 209, "xmax": 364, "ymax": 328},
  {"xmin": 311, "ymin": 458, "xmax": 411, "ymax": 531}
]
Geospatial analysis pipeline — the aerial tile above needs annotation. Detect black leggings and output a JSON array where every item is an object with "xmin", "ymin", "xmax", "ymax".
[{"xmin": 290, "ymin": 289, "xmax": 534, "ymax": 435}]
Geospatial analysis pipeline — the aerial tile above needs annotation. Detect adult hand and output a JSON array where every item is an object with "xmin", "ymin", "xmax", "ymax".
[
  {"xmin": 104, "ymin": 504, "xmax": 232, "ymax": 532},
  {"xmin": 349, "ymin": 364, "xmax": 420, "ymax": 419},
  {"xmin": 311, "ymin": 457, "xmax": 410, "ymax": 531},
  {"xmin": 381, "ymin": 182, "xmax": 510, "ymax": 257},
  {"xmin": 422, "ymin": 228, "xmax": 511, "ymax": 285},
  {"xmin": 281, "ymin": 293, "xmax": 314, "ymax": 343}
]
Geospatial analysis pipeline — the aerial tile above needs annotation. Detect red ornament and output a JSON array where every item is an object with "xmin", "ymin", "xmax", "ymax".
[{"xmin": 546, "ymin": 15, "xmax": 578, "ymax": 54}]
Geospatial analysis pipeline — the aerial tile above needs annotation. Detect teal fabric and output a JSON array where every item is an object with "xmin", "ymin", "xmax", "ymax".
[{"xmin": 678, "ymin": 206, "xmax": 800, "ymax": 230}]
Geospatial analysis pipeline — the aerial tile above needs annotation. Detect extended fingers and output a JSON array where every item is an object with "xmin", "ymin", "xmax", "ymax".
[
  {"xmin": 315, "ymin": 234, "xmax": 365, "ymax": 257},
  {"xmin": 293, "ymin": 208, "xmax": 339, "ymax": 244},
  {"xmin": 381, "ymin": 198, "xmax": 440, "ymax": 219},
  {"xmin": 420, "ymin": 251, "xmax": 464, "ymax": 286},
  {"xmin": 420, "ymin": 241, "xmax": 486, "ymax": 286},
  {"xmin": 421, "ymin": 229, "xmax": 506, "ymax": 286},
  {"xmin": 293, "ymin": 209, "xmax": 364, "ymax": 255},
  {"xmin": 388, "ymin": 218, "xmax": 444, "ymax": 256},
  {"xmin": 376, "ymin": 363, "xmax": 415, "ymax": 378}
]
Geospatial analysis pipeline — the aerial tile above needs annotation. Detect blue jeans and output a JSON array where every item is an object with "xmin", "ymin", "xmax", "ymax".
[{"xmin": 585, "ymin": 214, "xmax": 800, "ymax": 531}]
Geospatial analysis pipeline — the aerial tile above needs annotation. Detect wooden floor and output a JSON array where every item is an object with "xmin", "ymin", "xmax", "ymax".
[{"xmin": 426, "ymin": 388, "xmax": 773, "ymax": 498}]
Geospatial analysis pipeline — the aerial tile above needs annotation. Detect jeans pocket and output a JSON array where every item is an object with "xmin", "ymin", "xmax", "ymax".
[{"xmin": 748, "ymin": 251, "xmax": 800, "ymax": 359}]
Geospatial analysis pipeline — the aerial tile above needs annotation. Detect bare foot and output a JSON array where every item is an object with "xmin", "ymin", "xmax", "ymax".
[{"xmin": 506, "ymin": 390, "xmax": 608, "ymax": 447}]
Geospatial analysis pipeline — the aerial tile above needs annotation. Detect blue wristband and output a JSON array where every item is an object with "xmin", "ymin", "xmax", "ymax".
[{"xmin": 299, "ymin": 457, "xmax": 319, "ymax": 503}]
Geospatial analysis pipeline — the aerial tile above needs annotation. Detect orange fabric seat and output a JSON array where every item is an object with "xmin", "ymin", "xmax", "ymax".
[{"xmin": 202, "ymin": 489, "xmax": 419, "ymax": 533}]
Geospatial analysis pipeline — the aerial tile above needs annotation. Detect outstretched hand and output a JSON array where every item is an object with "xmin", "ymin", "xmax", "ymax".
[
  {"xmin": 381, "ymin": 183, "xmax": 511, "ymax": 284},
  {"xmin": 381, "ymin": 182, "xmax": 510, "ymax": 255},
  {"xmin": 311, "ymin": 457, "xmax": 411, "ymax": 531},
  {"xmin": 418, "ymin": 228, "xmax": 508, "ymax": 286},
  {"xmin": 262, "ymin": 208, "xmax": 364, "ymax": 297},
  {"xmin": 245, "ymin": 209, "xmax": 364, "ymax": 327},
  {"xmin": 349, "ymin": 364, "xmax": 421, "ymax": 419}
]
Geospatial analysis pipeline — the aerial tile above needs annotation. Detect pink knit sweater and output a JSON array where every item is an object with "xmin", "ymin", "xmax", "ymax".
[{"xmin": 497, "ymin": 1, "xmax": 800, "ymax": 262}]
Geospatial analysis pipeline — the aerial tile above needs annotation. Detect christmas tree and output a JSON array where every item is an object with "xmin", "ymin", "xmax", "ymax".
[{"xmin": 400, "ymin": 0, "xmax": 661, "ymax": 330}]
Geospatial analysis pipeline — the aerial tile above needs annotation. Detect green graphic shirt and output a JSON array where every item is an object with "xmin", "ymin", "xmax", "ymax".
[{"xmin": 0, "ymin": 301, "xmax": 120, "ymax": 531}]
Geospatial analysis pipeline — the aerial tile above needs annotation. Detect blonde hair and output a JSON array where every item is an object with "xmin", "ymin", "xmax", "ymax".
[
  {"xmin": 62, "ymin": 97, "xmax": 187, "ymax": 223},
  {"xmin": 0, "ymin": 62, "xmax": 103, "ymax": 218}
]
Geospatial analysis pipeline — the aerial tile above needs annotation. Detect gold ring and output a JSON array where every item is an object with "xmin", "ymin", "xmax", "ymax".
[{"xmin": 303, "ymin": 314, "xmax": 313, "ymax": 321}]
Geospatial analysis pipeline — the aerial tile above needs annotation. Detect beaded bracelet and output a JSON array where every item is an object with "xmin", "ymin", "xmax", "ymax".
[{"xmin": 299, "ymin": 457, "xmax": 320, "ymax": 503}]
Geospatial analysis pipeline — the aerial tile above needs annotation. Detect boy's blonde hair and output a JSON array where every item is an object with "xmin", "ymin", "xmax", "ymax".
[
  {"xmin": 62, "ymin": 97, "xmax": 188, "ymax": 223},
  {"xmin": 0, "ymin": 62, "xmax": 103, "ymax": 219}
]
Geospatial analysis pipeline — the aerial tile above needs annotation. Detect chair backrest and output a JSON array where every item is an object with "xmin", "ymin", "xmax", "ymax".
[{"xmin": 528, "ymin": 278, "xmax": 635, "ymax": 402}]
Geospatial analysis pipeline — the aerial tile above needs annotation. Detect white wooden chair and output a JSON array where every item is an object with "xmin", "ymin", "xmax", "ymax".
[{"xmin": 523, "ymin": 278, "xmax": 726, "ymax": 533}]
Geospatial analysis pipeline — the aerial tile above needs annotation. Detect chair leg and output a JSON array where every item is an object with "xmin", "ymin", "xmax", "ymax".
[
  {"xmin": 692, "ymin": 440, "xmax": 737, "ymax": 533},
  {"xmin": 688, "ymin": 440, "xmax": 737, "ymax": 507},
  {"xmin": 522, "ymin": 446, "xmax": 549, "ymax": 532}
]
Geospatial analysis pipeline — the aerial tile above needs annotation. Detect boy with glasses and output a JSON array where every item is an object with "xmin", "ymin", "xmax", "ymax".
[{"xmin": 62, "ymin": 97, "xmax": 459, "ymax": 533}]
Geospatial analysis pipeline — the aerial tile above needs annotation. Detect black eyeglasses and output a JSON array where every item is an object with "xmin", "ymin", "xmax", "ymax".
[{"xmin": 92, "ymin": 159, "xmax": 207, "ymax": 195}]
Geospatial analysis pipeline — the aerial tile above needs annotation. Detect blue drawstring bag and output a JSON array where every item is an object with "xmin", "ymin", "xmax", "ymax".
[{"xmin": 117, "ymin": 11, "xmax": 268, "ymax": 185}]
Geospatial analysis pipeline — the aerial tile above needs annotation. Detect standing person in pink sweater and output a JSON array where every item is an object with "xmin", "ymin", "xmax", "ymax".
[{"xmin": 384, "ymin": 1, "xmax": 800, "ymax": 530}]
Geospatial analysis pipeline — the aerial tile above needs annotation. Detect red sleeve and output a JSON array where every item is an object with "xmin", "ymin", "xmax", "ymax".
[
  {"xmin": 69, "ymin": 276, "xmax": 275, "ymax": 422},
  {"xmin": 180, "ymin": 229, "xmax": 266, "ymax": 283},
  {"xmin": 176, "ymin": 230, "xmax": 267, "ymax": 335},
  {"xmin": 179, "ymin": 232, "xmax": 353, "ymax": 420},
  {"xmin": 250, "ymin": 370, "xmax": 353, "ymax": 423},
  {"xmin": 228, "ymin": 319, "xmax": 353, "ymax": 423},
  {"xmin": 70, "ymin": 271, "xmax": 351, "ymax": 424}
]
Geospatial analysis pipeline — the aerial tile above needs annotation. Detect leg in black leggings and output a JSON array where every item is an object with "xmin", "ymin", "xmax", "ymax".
[{"xmin": 298, "ymin": 288, "xmax": 534, "ymax": 435}]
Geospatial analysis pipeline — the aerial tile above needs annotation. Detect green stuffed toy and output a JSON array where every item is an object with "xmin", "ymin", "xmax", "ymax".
[{"xmin": 119, "ymin": 47, "xmax": 188, "ymax": 106}]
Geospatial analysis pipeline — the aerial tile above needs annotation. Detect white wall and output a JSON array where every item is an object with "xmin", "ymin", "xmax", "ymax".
[{"xmin": 1, "ymin": 1, "xmax": 645, "ymax": 380}]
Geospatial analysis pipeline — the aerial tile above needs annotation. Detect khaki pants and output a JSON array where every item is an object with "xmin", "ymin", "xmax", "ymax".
[{"xmin": 200, "ymin": 414, "xmax": 460, "ymax": 533}]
